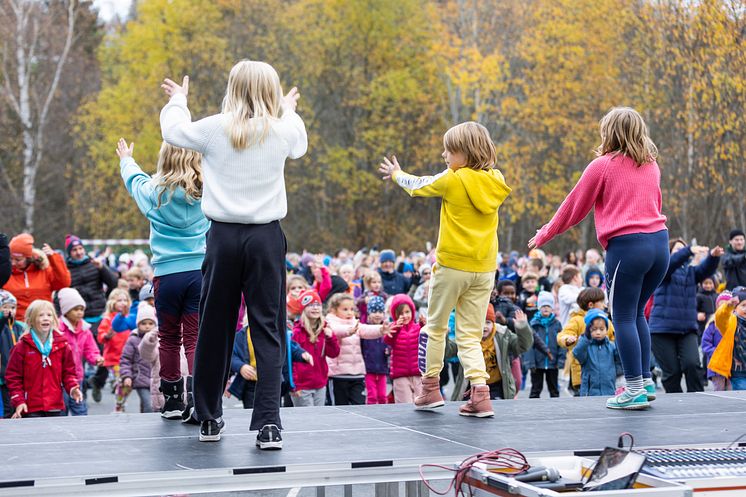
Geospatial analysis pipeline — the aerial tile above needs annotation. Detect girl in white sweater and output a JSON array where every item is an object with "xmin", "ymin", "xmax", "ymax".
[{"xmin": 159, "ymin": 60, "xmax": 307, "ymax": 449}]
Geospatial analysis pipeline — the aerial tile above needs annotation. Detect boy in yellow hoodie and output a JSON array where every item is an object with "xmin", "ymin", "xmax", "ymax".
[
  {"xmin": 379, "ymin": 121, "xmax": 511, "ymax": 417},
  {"xmin": 557, "ymin": 288, "xmax": 616, "ymax": 396}
]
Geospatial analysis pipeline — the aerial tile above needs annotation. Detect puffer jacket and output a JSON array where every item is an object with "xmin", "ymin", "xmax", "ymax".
[
  {"xmin": 139, "ymin": 330, "xmax": 189, "ymax": 411},
  {"xmin": 384, "ymin": 294, "xmax": 421, "ymax": 379},
  {"xmin": 378, "ymin": 269, "xmax": 411, "ymax": 296},
  {"xmin": 701, "ymin": 320, "xmax": 723, "ymax": 379},
  {"xmin": 67, "ymin": 259, "xmax": 119, "ymax": 318},
  {"xmin": 572, "ymin": 335, "xmax": 621, "ymax": 396},
  {"xmin": 650, "ymin": 247, "xmax": 720, "ymax": 334},
  {"xmin": 523, "ymin": 314, "xmax": 565, "ymax": 370},
  {"xmin": 5, "ymin": 330, "xmax": 78, "ymax": 413},
  {"xmin": 3, "ymin": 250, "xmax": 71, "ymax": 321},
  {"xmin": 59, "ymin": 317, "xmax": 101, "ymax": 384},
  {"xmin": 119, "ymin": 331, "xmax": 152, "ymax": 389},
  {"xmin": 557, "ymin": 309, "xmax": 616, "ymax": 388},
  {"xmin": 723, "ymin": 246, "xmax": 746, "ymax": 290},
  {"xmin": 325, "ymin": 313, "xmax": 384, "ymax": 377}
]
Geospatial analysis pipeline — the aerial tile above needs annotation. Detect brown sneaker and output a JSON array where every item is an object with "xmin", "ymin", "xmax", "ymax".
[
  {"xmin": 414, "ymin": 376, "xmax": 445, "ymax": 410},
  {"xmin": 459, "ymin": 385, "xmax": 494, "ymax": 417}
]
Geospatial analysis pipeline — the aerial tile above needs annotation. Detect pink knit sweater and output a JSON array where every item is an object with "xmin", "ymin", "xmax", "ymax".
[{"xmin": 534, "ymin": 154, "xmax": 667, "ymax": 249}]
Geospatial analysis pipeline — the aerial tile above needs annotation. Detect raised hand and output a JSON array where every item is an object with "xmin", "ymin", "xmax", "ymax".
[
  {"xmin": 514, "ymin": 309, "xmax": 527, "ymax": 323},
  {"xmin": 528, "ymin": 231, "xmax": 539, "ymax": 250},
  {"xmin": 116, "ymin": 138, "xmax": 134, "ymax": 159},
  {"xmin": 378, "ymin": 156, "xmax": 402, "ymax": 181},
  {"xmin": 281, "ymin": 87, "xmax": 300, "ymax": 112},
  {"xmin": 41, "ymin": 243, "xmax": 55, "ymax": 257},
  {"xmin": 711, "ymin": 245, "xmax": 725, "ymax": 257},
  {"xmin": 161, "ymin": 75, "xmax": 189, "ymax": 98}
]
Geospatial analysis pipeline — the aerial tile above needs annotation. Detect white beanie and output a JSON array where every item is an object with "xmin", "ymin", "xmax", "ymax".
[
  {"xmin": 58, "ymin": 287, "xmax": 86, "ymax": 316},
  {"xmin": 136, "ymin": 303, "xmax": 158, "ymax": 327}
]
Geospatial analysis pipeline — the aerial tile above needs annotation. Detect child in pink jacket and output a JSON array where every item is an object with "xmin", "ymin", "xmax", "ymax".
[
  {"xmin": 57, "ymin": 288, "xmax": 103, "ymax": 416},
  {"xmin": 325, "ymin": 293, "xmax": 390, "ymax": 405},
  {"xmin": 385, "ymin": 294, "xmax": 423, "ymax": 403}
]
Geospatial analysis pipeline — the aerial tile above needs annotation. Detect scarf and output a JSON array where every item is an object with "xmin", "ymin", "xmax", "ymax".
[
  {"xmin": 31, "ymin": 329, "xmax": 53, "ymax": 368},
  {"xmin": 66, "ymin": 255, "xmax": 90, "ymax": 267},
  {"xmin": 532, "ymin": 313, "xmax": 556, "ymax": 329}
]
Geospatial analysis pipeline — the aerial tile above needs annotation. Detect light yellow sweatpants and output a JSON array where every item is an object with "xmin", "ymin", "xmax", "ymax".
[{"xmin": 424, "ymin": 263, "xmax": 494, "ymax": 384}]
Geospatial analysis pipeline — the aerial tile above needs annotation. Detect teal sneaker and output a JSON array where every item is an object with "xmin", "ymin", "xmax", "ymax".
[
  {"xmin": 606, "ymin": 389, "xmax": 649, "ymax": 410},
  {"xmin": 644, "ymin": 381, "xmax": 656, "ymax": 401}
]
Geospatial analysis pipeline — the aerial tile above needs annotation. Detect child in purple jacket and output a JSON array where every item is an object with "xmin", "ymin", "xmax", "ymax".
[
  {"xmin": 701, "ymin": 292, "xmax": 733, "ymax": 390},
  {"xmin": 119, "ymin": 304, "xmax": 158, "ymax": 412}
]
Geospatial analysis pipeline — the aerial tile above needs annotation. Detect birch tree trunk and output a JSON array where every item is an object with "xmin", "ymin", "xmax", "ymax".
[{"xmin": 1, "ymin": 0, "xmax": 77, "ymax": 233}]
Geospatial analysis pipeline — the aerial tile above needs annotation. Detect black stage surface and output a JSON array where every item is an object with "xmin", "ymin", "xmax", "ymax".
[{"xmin": 1, "ymin": 391, "xmax": 744, "ymax": 495}]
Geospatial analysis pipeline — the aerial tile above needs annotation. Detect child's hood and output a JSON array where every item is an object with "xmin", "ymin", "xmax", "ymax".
[
  {"xmin": 61, "ymin": 316, "xmax": 91, "ymax": 335},
  {"xmin": 390, "ymin": 294, "xmax": 416, "ymax": 321},
  {"xmin": 454, "ymin": 168, "xmax": 511, "ymax": 215}
]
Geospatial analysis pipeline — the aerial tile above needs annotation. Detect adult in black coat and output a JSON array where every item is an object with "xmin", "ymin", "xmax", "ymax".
[
  {"xmin": 0, "ymin": 234, "xmax": 9, "ymax": 287},
  {"xmin": 64, "ymin": 235, "xmax": 119, "ymax": 324},
  {"xmin": 723, "ymin": 229, "xmax": 746, "ymax": 290}
]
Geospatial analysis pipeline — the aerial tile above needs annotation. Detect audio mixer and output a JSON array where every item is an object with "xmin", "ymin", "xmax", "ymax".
[{"xmin": 640, "ymin": 447, "xmax": 746, "ymax": 480}]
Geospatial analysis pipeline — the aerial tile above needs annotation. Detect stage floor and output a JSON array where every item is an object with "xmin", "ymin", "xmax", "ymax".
[{"xmin": 1, "ymin": 391, "xmax": 745, "ymax": 495}]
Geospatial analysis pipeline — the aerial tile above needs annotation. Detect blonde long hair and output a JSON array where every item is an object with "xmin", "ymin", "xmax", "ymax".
[
  {"xmin": 105, "ymin": 289, "xmax": 131, "ymax": 315},
  {"xmin": 154, "ymin": 142, "xmax": 203, "ymax": 208},
  {"xmin": 222, "ymin": 60, "xmax": 283, "ymax": 149},
  {"xmin": 596, "ymin": 107, "xmax": 658, "ymax": 166},
  {"xmin": 301, "ymin": 311, "xmax": 324, "ymax": 344}
]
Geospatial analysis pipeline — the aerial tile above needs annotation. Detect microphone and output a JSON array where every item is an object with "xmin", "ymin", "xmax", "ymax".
[{"xmin": 514, "ymin": 466, "xmax": 561, "ymax": 483}]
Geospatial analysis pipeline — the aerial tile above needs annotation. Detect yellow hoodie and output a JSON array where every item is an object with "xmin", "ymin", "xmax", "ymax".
[{"xmin": 393, "ymin": 167, "xmax": 511, "ymax": 272}]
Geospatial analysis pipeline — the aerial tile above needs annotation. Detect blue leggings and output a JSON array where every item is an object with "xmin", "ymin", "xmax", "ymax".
[{"xmin": 605, "ymin": 230, "xmax": 669, "ymax": 380}]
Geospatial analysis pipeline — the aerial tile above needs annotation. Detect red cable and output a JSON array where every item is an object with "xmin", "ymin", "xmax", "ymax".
[{"xmin": 419, "ymin": 448, "xmax": 530, "ymax": 497}]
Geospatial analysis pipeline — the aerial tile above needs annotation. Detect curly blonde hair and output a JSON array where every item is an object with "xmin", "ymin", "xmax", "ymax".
[{"xmin": 154, "ymin": 142, "xmax": 203, "ymax": 208}]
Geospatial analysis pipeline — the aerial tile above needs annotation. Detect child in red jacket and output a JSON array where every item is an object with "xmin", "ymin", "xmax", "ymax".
[
  {"xmin": 290, "ymin": 290, "xmax": 340, "ymax": 407},
  {"xmin": 5, "ymin": 300, "xmax": 81, "ymax": 418},
  {"xmin": 385, "ymin": 294, "xmax": 423, "ymax": 403},
  {"xmin": 97, "ymin": 289, "xmax": 133, "ymax": 407}
]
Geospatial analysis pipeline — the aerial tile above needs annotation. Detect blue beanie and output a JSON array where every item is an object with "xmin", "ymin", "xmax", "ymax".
[
  {"xmin": 403, "ymin": 262, "xmax": 414, "ymax": 273},
  {"xmin": 584, "ymin": 308, "xmax": 609, "ymax": 330},
  {"xmin": 380, "ymin": 250, "xmax": 396, "ymax": 264},
  {"xmin": 367, "ymin": 296, "xmax": 386, "ymax": 314}
]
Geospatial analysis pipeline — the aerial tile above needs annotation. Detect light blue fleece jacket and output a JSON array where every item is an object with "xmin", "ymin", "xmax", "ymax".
[{"xmin": 120, "ymin": 157, "xmax": 209, "ymax": 277}]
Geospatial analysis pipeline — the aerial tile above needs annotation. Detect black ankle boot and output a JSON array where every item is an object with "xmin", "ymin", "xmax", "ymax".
[
  {"xmin": 182, "ymin": 375, "xmax": 198, "ymax": 425},
  {"xmin": 160, "ymin": 378, "xmax": 185, "ymax": 420}
]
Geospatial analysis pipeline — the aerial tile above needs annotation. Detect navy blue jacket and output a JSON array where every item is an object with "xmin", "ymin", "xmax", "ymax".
[
  {"xmin": 573, "ymin": 335, "xmax": 622, "ymax": 396},
  {"xmin": 378, "ymin": 269, "xmax": 411, "ymax": 296},
  {"xmin": 650, "ymin": 247, "xmax": 720, "ymax": 334},
  {"xmin": 523, "ymin": 316, "xmax": 565, "ymax": 370},
  {"xmin": 361, "ymin": 337, "xmax": 389, "ymax": 375},
  {"xmin": 229, "ymin": 326, "xmax": 306, "ymax": 398}
]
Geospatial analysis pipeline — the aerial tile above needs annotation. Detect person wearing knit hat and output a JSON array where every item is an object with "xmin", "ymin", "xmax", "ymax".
[
  {"xmin": 0, "ymin": 288, "xmax": 24, "ymax": 417},
  {"xmin": 298, "ymin": 289, "xmax": 322, "ymax": 312},
  {"xmin": 119, "ymin": 304, "xmax": 157, "ymax": 414},
  {"xmin": 378, "ymin": 249, "xmax": 411, "ymax": 297},
  {"xmin": 361, "ymin": 294, "xmax": 389, "ymax": 404},
  {"xmin": 4, "ymin": 233, "xmax": 71, "ymax": 322},
  {"xmin": 64, "ymin": 235, "xmax": 85, "ymax": 259},
  {"xmin": 724, "ymin": 229, "xmax": 746, "ymax": 291},
  {"xmin": 702, "ymin": 291, "xmax": 732, "ymax": 390},
  {"xmin": 573, "ymin": 308, "xmax": 620, "ymax": 396},
  {"xmin": 526, "ymin": 292, "xmax": 565, "ymax": 399},
  {"xmin": 58, "ymin": 287, "xmax": 104, "ymax": 416},
  {"xmin": 139, "ymin": 282, "xmax": 155, "ymax": 306},
  {"xmin": 704, "ymin": 287, "xmax": 746, "ymax": 392}
]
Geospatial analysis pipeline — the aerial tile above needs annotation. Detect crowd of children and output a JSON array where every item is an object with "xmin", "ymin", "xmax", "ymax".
[
  {"xmin": 1, "ymin": 231, "xmax": 746, "ymax": 419},
  {"xmin": 1, "ymin": 228, "xmax": 745, "ymax": 419}
]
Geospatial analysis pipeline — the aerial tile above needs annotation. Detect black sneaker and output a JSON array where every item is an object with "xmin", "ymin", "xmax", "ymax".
[
  {"xmin": 181, "ymin": 376, "xmax": 198, "ymax": 425},
  {"xmin": 256, "ymin": 424, "xmax": 283, "ymax": 450},
  {"xmin": 160, "ymin": 378, "xmax": 185, "ymax": 420},
  {"xmin": 199, "ymin": 418, "xmax": 225, "ymax": 442}
]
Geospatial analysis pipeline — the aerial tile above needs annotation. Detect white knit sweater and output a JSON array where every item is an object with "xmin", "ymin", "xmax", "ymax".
[{"xmin": 160, "ymin": 94, "xmax": 308, "ymax": 224}]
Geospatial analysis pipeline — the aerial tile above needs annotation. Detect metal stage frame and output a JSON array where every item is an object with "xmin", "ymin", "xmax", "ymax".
[{"xmin": 1, "ymin": 391, "xmax": 745, "ymax": 496}]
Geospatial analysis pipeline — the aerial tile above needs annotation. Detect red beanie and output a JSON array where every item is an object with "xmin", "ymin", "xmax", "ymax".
[
  {"xmin": 9, "ymin": 233, "xmax": 34, "ymax": 259},
  {"xmin": 298, "ymin": 290, "xmax": 322, "ymax": 312},
  {"xmin": 486, "ymin": 303, "xmax": 496, "ymax": 323},
  {"xmin": 65, "ymin": 234, "xmax": 83, "ymax": 256}
]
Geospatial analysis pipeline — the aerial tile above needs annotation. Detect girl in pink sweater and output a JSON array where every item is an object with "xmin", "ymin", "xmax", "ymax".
[
  {"xmin": 325, "ymin": 293, "xmax": 389, "ymax": 405},
  {"xmin": 385, "ymin": 294, "xmax": 423, "ymax": 403},
  {"xmin": 529, "ymin": 107, "xmax": 669, "ymax": 411}
]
